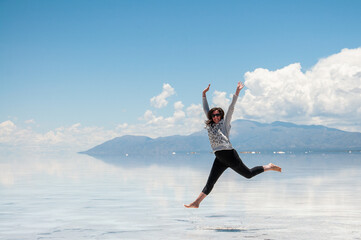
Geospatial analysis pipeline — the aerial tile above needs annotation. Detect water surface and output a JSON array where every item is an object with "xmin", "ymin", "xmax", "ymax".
[{"xmin": 1, "ymin": 151, "xmax": 361, "ymax": 239}]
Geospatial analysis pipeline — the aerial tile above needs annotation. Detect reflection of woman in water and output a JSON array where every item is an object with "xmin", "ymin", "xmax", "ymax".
[{"xmin": 184, "ymin": 82, "xmax": 281, "ymax": 208}]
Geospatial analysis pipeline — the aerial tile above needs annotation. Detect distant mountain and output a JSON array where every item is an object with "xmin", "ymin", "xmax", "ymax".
[{"xmin": 81, "ymin": 120, "xmax": 361, "ymax": 156}]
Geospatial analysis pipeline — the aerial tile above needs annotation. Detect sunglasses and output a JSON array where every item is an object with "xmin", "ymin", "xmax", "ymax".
[{"xmin": 212, "ymin": 113, "xmax": 221, "ymax": 117}]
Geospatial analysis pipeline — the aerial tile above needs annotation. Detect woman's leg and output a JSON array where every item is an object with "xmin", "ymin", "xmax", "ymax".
[
  {"xmin": 216, "ymin": 149, "xmax": 265, "ymax": 179},
  {"xmin": 184, "ymin": 157, "xmax": 228, "ymax": 208},
  {"xmin": 201, "ymin": 158, "xmax": 228, "ymax": 195}
]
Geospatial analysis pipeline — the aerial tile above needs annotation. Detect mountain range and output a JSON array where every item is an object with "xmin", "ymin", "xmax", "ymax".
[{"xmin": 81, "ymin": 120, "xmax": 361, "ymax": 156}]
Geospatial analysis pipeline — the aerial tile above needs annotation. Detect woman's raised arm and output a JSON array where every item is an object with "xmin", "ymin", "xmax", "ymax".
[
  {"xmin": 202, "ymin": 84, "xmax": 210, "ymax": 97},
  {"xmin": 202, "ymin": 84, "xmax": 211, "ymax": 116},
  {"xmin": 224, "ymin": 81, "xmax": 244, "ymax": 127}
]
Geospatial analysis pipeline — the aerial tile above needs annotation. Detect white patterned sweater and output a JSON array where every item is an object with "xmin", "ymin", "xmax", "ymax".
[{"xmin": 203, "ymin": 94, "xmax": 238, "ymax": 152}]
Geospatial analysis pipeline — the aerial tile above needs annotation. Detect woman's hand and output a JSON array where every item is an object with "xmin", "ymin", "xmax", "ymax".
[
  {"xmin": 235, "ymin": 81, "xmax": 244, "ymax": 96},
  {"xmin": 202, "ymin": 84, "xmax": 211, "ymax": 97}
]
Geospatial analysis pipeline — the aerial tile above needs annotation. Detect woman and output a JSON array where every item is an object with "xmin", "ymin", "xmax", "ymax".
[{"xmin": 184, "ymin": 82, "xmax": 281, "ymax": 208}]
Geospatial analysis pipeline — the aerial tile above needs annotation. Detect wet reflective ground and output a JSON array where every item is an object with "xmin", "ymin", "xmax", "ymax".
[{"xmin": 1, "ymin": 151, "xmax": 360, "ymax": 239}]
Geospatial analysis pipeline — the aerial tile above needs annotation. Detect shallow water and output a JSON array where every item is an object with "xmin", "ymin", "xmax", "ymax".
[{"xmin": 1, "ymin": 151, "xmax": 361, "ymax": 239}]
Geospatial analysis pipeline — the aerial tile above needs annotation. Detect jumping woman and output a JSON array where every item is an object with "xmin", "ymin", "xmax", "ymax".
[{"xmin": 184, "ymin": 82, "xmax": 282, "ymax": 208}]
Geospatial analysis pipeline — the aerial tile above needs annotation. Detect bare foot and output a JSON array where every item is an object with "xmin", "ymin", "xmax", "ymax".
[
  {"xmin": 184, "ymin": 193, "xmax": 206, "ymax": 208},
  {"xmin": 264, "ymin": 163, "xmax": 282, "ymax": 172},
  {"xmin": 184, "ymin": 202, "xmax": 199, "ymax": 208}
]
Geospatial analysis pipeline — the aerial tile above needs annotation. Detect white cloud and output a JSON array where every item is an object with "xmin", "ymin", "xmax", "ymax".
[
  {"xmin": 138, "ymin": 101, "xmax": 189, "ymax": 135},
  {"xmin": 116, "ymin": 123, "xmax": 128, "ymax": 129},
  {"xmin": 212, "ymin": 91, "xmax": 230, "ymax": 111},
  {"xmin": 168, "ymin": 101, "xmax": 186, "ymax": 123},
  {"xmin": 150, "ymin": 83, "xmax": 175, "ymax": 108},
  {"xmin": 174, "ymin": 101, "xmax": 184, "ymax": 110},
  {"xmin": 24, "ymin": 119, "xmax": 36, "ymax": 124},
  {"xmin": 185, "ymin": 103, "xmax": 205, "ymax": 131},
  {"xmin": 141, "ymin": 110, "xmax": 164, "ymax": 124},
  {"xmin": 238, "ymin": 47, "xmax": 361, "ymax": 131},
  {"xmin": 239, "ymin": 63, "xmax": 309, "ymax": 121},
  {"xmin": 0, "ymin": 120, "xmax": 16, "ymax": 136}
]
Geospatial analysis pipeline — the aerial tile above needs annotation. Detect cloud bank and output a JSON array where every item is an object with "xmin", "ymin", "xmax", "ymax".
[
  {"xmin": 0, "ymin": 120, "xmax": 119, "ymax": 152},
  {"xmin": 1, "ymin": 48, "xmax": 360, "ymax": 152},
  {"xmin": 238, "ymin": 47, "xmax": 361, "ymax": 131}
]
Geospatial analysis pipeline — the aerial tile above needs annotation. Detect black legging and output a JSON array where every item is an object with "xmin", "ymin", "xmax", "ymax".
[{"xmin": 202, "ymin": 149, "xmax": 264, "ymax": 195}]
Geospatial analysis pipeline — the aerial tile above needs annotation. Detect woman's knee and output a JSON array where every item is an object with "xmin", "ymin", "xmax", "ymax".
[
  {"xmin": 243, "ymin": 172, "xmax": 253, "ymax": 179},
  {"xmin": 231, "ymin": 164, "xmax": 253, "ymax": 179}
]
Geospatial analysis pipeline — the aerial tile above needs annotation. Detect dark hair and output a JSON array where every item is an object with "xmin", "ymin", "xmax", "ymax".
[{"xmin": 205, "ymin": 107, "xmax": 224, "ymax": 126}]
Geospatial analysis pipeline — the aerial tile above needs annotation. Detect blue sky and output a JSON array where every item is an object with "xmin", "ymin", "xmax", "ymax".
[{"xmin": 1, "ymin": 0, "xmax": 361, "ymax": 150}]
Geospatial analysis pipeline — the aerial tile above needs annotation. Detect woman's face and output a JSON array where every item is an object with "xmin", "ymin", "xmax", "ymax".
[{"xmin": 211, "ymin": 110, "xmax": 221, "ymax": 124}]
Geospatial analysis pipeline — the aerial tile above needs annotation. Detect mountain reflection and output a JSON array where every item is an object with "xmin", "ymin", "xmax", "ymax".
[{"xmin": 86, "ymin": 152, "xmax": 213, "ymax": 168}]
